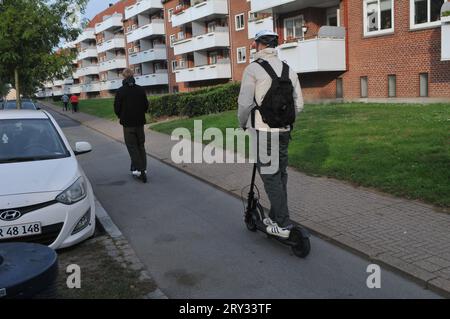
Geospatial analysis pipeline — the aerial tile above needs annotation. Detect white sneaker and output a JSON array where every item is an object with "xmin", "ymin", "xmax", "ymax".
[
  {"xmin": 266, "ymin": 224, "xmax": 291, "ymax": 239},
  {"xmin": 132, "ymin": 170, "xmax": 141, "ymax": 177},
  {"xmin": 263, "ymin": 217, "xmax": 277, "ymax": 226}
]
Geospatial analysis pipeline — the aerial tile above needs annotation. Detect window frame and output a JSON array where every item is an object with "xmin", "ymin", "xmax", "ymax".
[
  {"xmin": 283, "ymin": 15, "xmax": 305, "ymax": 40},
  {"xmin": 168, "ymin": 8, "xmax": 174, "ymax": 23},
  {"xmin": 363, "ymin": 0, "xmax": 395, "ymax": 37},
  {"xmin": 237, "ymin": 47, "xmax": 247, "ymax": 64},
  {"xmin": 409, "ymin": 0, "xmax": 443, "ymax": 30},
  {"xmin": 235, "ymin": 13, "xmax": 245, "ymax": 31},
  {"xmin": 169, "ymin": 34, "xmax": 176, "ymax": 48}
]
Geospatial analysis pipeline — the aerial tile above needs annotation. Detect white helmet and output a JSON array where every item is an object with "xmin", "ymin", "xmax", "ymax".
[{"xmin": 254, "ymin": 30, "xmax": 279, "ymax": 47}]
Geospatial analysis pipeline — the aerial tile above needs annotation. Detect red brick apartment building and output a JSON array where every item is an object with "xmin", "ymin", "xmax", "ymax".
[
  {"xmin": 41, "ymin": 0, "xmax": 450, "ymax": 102},
  {"xmin": 162, "ymin": 0, "xmax": 450, "ymax": 101}
]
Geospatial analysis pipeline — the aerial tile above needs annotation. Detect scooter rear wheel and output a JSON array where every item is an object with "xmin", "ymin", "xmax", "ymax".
[{"xmin": 290, "ymin": 228, "xmax": 311, "ymax": 258}]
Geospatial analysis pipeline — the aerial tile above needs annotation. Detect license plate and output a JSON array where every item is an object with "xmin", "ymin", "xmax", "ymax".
[{"xmin": 0, "ymin": 222, "xmax": 42, "ymax": 240}]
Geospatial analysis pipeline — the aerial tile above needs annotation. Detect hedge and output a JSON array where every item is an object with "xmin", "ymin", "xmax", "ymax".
[{"xmin": 148, "ymin": 82, "xmax": 241, "ymax": 118}]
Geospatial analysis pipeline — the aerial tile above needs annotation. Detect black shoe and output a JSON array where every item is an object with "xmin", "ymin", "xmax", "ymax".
[{"xmin": 140, "ymin": 171, "xmax": 147, "ymax": 183}]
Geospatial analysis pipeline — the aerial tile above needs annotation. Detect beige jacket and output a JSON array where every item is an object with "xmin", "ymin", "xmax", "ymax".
[{"xmin": 238, "ymin": 48, "xmax": 304, "ymax": 132}]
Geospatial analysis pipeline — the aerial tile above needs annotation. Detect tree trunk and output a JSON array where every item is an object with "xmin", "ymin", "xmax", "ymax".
[{"xmin": 14, "ymin": 67, "xmax": 21, "ymax": 109}]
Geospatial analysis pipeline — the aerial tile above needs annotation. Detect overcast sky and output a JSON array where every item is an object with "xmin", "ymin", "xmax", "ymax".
[{"xmin": 85, "ymin": 0, "xmax": 113, "ymax": 20}]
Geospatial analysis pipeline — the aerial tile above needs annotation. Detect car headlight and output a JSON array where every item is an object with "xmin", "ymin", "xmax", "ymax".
[{"xmin": 56, "ymin": 177, "xmax": 87, "ymax": 205}]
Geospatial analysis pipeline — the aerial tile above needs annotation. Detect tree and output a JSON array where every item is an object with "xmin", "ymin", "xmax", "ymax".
[{"xmin": 0, "ymin": 0, "xmax": 87, "ymax": 108}]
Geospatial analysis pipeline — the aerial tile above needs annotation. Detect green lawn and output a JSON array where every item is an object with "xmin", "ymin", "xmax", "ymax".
[
  {"xmin": 151, "ymin": 103, "xmax": 450, "ymax": 207},
  {"xmin": 52, "ymin": 98, "xmax": 117, "ymax": 120}
]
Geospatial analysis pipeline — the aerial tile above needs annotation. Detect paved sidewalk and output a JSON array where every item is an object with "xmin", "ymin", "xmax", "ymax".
[{"xmin": 42, "ymin": 102, "xmax": 450, "ymax": 297}]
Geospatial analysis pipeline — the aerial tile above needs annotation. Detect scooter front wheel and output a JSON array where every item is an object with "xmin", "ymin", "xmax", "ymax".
[
  {"xmin": 290, "ymin": 228, "xmax": 311, "ymax": 258},
  {"xmin": 244, "ymin": 213, "xmax": 257, "ymax": 232}
]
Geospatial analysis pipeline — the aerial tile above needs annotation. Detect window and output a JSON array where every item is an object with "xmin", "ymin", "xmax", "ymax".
[
  {"xmin": 168, "ymin": 8, "xmax": 174, "ymax": 23},
  {"xmin": 171, "ymin": 60, "xmax": 178, "ymax": 73},
  {"xmin": 128, "ymin": 47, "xmax": 134, "ymax": 54},
  {"xmin": 360, "ymin": 76, "xmax": 368, "ymax": 98},
  {"xmin": 170, "ymin": 34, "xmax": 176, "ymax": 47},
  {"xmin": 207, "ymin": 21, "xmax": 216, "ymax": 33},
  {"xmin": 248, "ymin": 11, "xmax": 258, "ymax": 22},
  {"xmin": 363, "ymin": 0, "xmax": 394, "ymax": 36},
  {"xmin": 284, "ymin": 15, "xmax": 304, "ymax": 40},
  {"xmin": 388, "ymin": 75, "xmax": 396, "ymax": 97},
  {"xmin": 336, "ymin": 78, "xmax": 343, "ymax": 98},
  {"xmin": 134, "ymin": 67, "xmax": 141, "ymax": 75},
  {"xmin": 410, "ymin": 0, "xmax": 444, "ymax": 29},
  {"xmin": 237, "ymin": 47, "xmax": 246, "ymax": 64},
  {"xmin": 178, "ymin": 31, "xmax": 185, "ymax": 40},
  {"xmin": 209, "ymin": 52, "xmax": 218, "ymax": 65},
  {"xmin": 327, "ymin": 7, "xmax": 340, "ymax": 26},
  {"xmin": 235, "ymin": 13, "xmax": 245, "ymax": 31},
  {"xmin": 419, "ymin": 73, "xmax": 428, "ymax": 97}
]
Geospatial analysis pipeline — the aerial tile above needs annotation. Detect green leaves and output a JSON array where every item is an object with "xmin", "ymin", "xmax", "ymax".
[{"xmin": 0, "ymin": 0, "xmax": 87, "ymax": 95}]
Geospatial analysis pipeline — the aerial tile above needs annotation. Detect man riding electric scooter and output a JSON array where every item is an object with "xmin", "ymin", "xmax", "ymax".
[{"xmin": 238, "ymin": 30, "xmax": 304, "ymax": 239}]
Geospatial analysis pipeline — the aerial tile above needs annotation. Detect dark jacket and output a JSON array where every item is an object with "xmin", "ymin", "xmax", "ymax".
[{"xmin": 114, "ymin": 77, "xmax": 149, "ymax": 127}]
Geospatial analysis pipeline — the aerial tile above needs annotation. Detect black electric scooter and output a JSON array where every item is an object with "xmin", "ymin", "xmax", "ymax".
[{"xmin": 243, "ymin": 164, "xmax": 311, "ymax": 258}]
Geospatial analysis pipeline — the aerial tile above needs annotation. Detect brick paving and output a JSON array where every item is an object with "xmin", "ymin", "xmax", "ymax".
[{"xmin": 42, "ymin": 102, "xmax": 450, "ymax": 297}]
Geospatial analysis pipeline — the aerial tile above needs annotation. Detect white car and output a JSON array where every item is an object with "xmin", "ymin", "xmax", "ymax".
[{"xmin": 0, "ymin": 110, "xmax": 95, "ymax": 249}]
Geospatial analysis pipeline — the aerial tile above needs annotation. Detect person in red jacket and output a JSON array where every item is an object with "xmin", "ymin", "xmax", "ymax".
[{"xmin": 70, "ymin": 95, "xmax": 79, "ymax": 113}]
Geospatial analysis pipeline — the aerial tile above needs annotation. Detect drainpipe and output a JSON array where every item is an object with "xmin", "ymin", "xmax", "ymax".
[
  {"xmin": 227, "ymin": 0, "xmax": 234, "ymax": 82},
  {"xmin": 344, "ymin": 0, "xmax": 349, "ymax": 72}
]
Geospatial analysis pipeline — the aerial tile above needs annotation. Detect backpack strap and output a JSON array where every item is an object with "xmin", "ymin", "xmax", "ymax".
[
  {"xmin": 255, "ymin": 58, "xmax": 279, "ymax": 80},
  {"xmin": 281, "ymin": 62, "xmax": 290, "ymax": 81}
]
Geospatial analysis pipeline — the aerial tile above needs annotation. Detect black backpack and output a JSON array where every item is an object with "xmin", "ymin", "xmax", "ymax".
[{"xmin": 252, "ymin": 59, "xmax": 296, "ymax": 129}]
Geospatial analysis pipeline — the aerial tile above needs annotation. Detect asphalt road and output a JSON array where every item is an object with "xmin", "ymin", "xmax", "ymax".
[{"xmin": 47, "ymin": 108, "xmax": 440, "ymax": 299}]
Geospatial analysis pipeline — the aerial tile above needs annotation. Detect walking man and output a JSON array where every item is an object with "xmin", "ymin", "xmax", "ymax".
[
  {"xmin": 238, "ymin": 30, "xmax": 304, "ymax": 238},
  {"xmin": 114, "ymin": 68, "xmax": 149, "ymax": 183},
  {"xmin": 62, "ymin": 94, "xmax": 69, "ymax": 111}
]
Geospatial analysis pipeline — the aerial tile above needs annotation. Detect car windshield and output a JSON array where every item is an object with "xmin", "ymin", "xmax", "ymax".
[
  {"xmin": 0, "ymin": 119, "xmax": 70, "ymax": 163},
  {"xmin": 4, "ymin": 101, "xmax": 36, "ymax": 110}
]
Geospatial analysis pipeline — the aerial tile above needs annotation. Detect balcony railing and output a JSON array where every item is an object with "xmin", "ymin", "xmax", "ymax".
[
  {"xmin": 81, "ymin": 82, "xmax": 101, "ymax": 93},
  {"xmin": 77, "ymin": 48, "xmax": 98, "ymax": 61},
  {"xmin": 101, "ymin": 79, "xmax": 123, "ymax": 91},
  {"xmin": 99, "ymin": 58, "xmax": 128, "ymax": 72},
  {"xmin": 125, "ymin": 0, "xmax": 163, "ymax": 20},
  {"xmin": 251, "ymin": 0, "xmax": 334, "ymax": 14},
  {"xmin": 175, "ymin": 59, "xmax": 231, "ymax": 82},
  {"xmin": 171, "ymin": 0, "xmax": 228, "ymax": 27},
  {"xmin": 277, "ymin": 26, "xmax": 346, "ymax": 73},
  {"xmin": 76, "ymin": 65, "xmax": 100, "ymax": 77},
  {"xmin": 76, "ymin": 28, "xmax": 96, "ymax": 44},
  {"xmin": 173, "ymin": 28, "xmax": 229, "ymax": 55},
  {"xmin": 97, "ymin": 37, "xmax": 126, "ymax": 54},
  {"xmin": 135, "ymin": 73, "xmax": 169, "ymax": 86},
  {"xmin": 70, "ymin": 85, "xmax": 81, "ymax": 94},
  {"xmin": 248, "ymin": 16, "xmax": 274, "ymax": 39},
  {"xmin": 126, "ymin": 19, "xmax": 165, "ymax": 42},
  {"xmin": 129, "ymin": 46, "xmax": 167, "ymax": 65},
  {"xmin": 95, "ymin": 13, "xmax": 123, "ymax": 34}
]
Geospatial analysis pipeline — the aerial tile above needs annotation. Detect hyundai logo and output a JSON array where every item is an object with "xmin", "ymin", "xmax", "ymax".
[{"xmin": 0, "ymin": 210, "xmax": 22, "ymax": 221}]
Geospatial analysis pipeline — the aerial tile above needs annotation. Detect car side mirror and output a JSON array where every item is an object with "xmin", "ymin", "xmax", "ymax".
[{"xmin": 74, "ymin": 141, "xmax": 92, "ymax": 155}]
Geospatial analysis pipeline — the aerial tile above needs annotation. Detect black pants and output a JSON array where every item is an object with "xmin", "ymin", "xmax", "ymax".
[
  {"xmin": 71, "ymin": 102, "xmax": 78, "ymax": 112},
  {"xmin": 123, "ymin": 126, "xmax": 147, "ymax": 171},
  {"xmin": 63, "ymin": 102, "xmax": 68, "ymax": 111},
  {"xmin": 256, "ymin": 131, "xmax": 291, "ymax": 228}
]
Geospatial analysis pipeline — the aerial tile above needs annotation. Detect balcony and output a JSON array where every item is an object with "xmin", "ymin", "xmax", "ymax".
[
  {"xmin": 129, "ymin": 46, "xmax": 167, "ymax": 65},
  {"xmin": 77, "ymin": 65, "xmax": 100, "ymax": 77},
  {"xmin": 101, "ymin": 79, "xmax": 123, "ymax": 91},
  {"xmin": 70, "ymin": 85, "xmax": 81, "ymax": 94},
  {"xmin": 95, "ymin": 14, "xmax": 123, "ymax": 34},
  {"xmin": 53, "ymin": 80, "xmax": 64, "ymax": 86},
  {"xmin": 175, "ymin": 61, "xmax": 231, "ymax": 82},
  {"xmin": 64, "ymin": 78, "xmax": 74, "ymax": 85},
  {"xmin": 81, "ymin": 82, "xmax": 101, "ymax": 93},
  {"xmin": 126, "ymin": 19, "xmax": 165, "ymax": 42},
  {"xmin": 99, "ymin": 58, "xmax": 128, "ymax": 72},
  {"xmin": 172, "ymin": 0, "xmax": 228, "ymax": 27},
  {"xmin": 442, "ymin": 3, "xmax": 450, "ymax": 61},
  {"xmin": 97, "ymin": 37, "xmax": 126, "ymax": 54},
  {"xmin": 248, "ymin": 16, "xmax": 274, "ymax": 39},
  {"xmin": 125, "ymin": 0, "xmax": 163, "ymax": 20},
  {"xmin": 135, "ymin": 72, "xmax": 169, "ymax": 86},
  {"xmin": 173, "ymin": 28, "xmax": 229, "ymax": 55},
  {"xmin": 52, "ymin": 89, "xmax": 63, "ymax": 96},
  {"xmin": 76, "ymin": 28, "xmax": 96, "ymax": 43},
  {"xmin": 277, "ymin": 27, "xmax": 346, "ymax": 73},
  {"xmin": 251, "ymin": 0, "xmax": 338, "ymax": 14},
  {"xmin": 77, "ymin": 47, "xmax": 98, "ymax": 61}
]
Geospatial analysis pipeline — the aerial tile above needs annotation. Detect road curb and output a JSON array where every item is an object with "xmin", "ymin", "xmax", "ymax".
[
  {"xmin": 41, "ymin": 101, "xmax": 448, "ymax": 298},
  {"xmin": 94, "ymin": 197, "xmax": 168, "ymax": 299}
]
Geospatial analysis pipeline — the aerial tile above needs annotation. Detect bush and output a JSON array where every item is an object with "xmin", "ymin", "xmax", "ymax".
[{"xmin": 148, "ymin": 82, "xmax": 241, "ymax": 118}]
